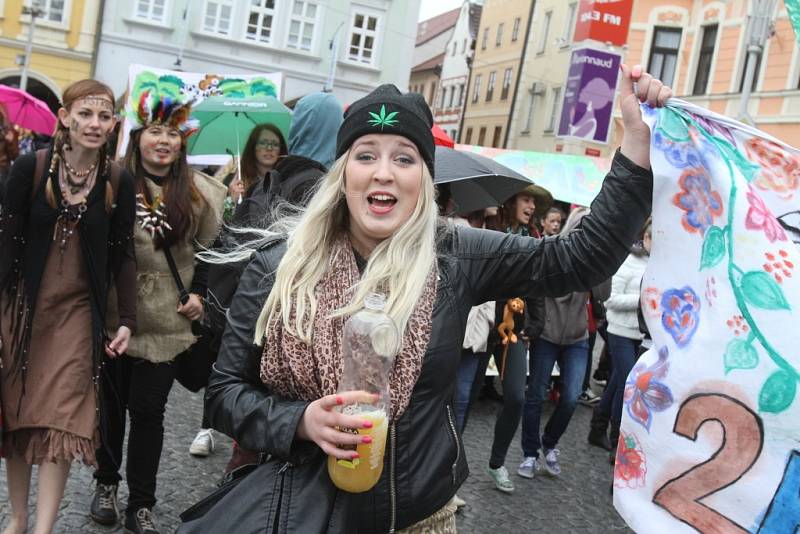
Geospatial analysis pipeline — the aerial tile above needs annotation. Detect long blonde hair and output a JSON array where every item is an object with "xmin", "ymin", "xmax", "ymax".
[{"xmin": 252, "ymin": 152, "xmax": 438, "ymax": 345}]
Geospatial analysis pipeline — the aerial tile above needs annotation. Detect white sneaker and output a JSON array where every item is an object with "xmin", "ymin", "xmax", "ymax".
[
  {"xmin": 517, "ymin": 456, "xmax": 540, "ymax": 479},
  {"xmin": 542, "ymin": 448, "xmax": 561, "ymax": 477},
  {"xmin": 189, "ymin": 428, "xmax": 215, "ymax": 457},
  {"xmin": 487, "ymin": 465, "xmax": 514, "ymax": 493},
  {"xmin": 578, "ymin": 388, "xmax": 600, "ymax": 405},
  {"xmin": 452, "ymin": 494, "xmax": 466, "ymax": 508}
]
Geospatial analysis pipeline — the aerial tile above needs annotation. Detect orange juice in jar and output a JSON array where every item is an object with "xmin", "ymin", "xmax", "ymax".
[{"xmin": 327, "ymin": 409, "xmax": 388, "ymax": 493}]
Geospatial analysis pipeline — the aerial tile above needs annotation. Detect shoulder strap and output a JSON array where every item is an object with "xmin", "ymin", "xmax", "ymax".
[{"xmin": 32, "ymin": 149, "xmax": 47, "ymax": 201}]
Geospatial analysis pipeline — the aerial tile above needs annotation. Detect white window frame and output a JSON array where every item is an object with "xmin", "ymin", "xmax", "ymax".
[
  {"xmin": 496, "ymin": 22, "xmax": 503, "ymax": 47},
  {"xmin": 522, "ymin": 93, "xmax": 536, "ymax": 133},
  {"xmin": 486, "ymin": 71, "xmax": 496, "ymax": 101},
  {"xmin": 21, "ymin": 0, "xmax": 70, "ymax": 29},
  {"xmin": 202, "ymin": 0, "xmax": 234, "ymax": 36},
  {"xmin": 346, "ymin": 8, "xmax": 383, "ymax": 65},
  {"xmin": 544, "ymin": 86, "xmax": 561, "ymax": 132},
  {"xmin": 472, "ymin": 74, "xmax": 482, "ymax": 103},
  {"xmin": 133, "ymin": 0, "xmax": 169, "ymax": 24},
  {"xmin": 245, "ymin": 0, "xmax": 277, "ymax": 45},
  {"xmin": 562, "ymin": 3, "xmax": 577, "ymax": 46},
  {"xmin": 501, "ymin": 68, "xmax": 512, "ymax": 100},
  {"xmin": 537, "ymin": 11, "xmax": 552, "ymax": 54},
  {"xmin": 286, "ymin": 0, "xmax": 319, "ymax": 52},
  {"xmin": 512, "ymin": 17, "xmax": 521, "ymax": 42}
]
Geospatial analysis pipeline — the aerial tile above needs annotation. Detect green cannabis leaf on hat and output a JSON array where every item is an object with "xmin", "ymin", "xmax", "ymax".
[{"xmin": 367, "ymin": 105, "xmax": 399, "ymax": 130}]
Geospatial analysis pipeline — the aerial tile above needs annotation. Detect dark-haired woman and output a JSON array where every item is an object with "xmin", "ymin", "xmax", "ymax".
[
  {"xmin": 219, "ymin": 124, "xmax": 287, "ymax": 213},
  {"xmin": 0, "ymin": 79, "xmax": 137, "ymax": 534},
  {"xmin": 89, "ymin": 93, "xmax": 226, "ymax": 534}
]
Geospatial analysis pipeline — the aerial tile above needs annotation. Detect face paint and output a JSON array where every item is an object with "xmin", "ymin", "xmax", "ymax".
[
  {"xmin": 139, "ymin": 125, "xmax": 182, "ymax": 175},
  {"xmin": 77, "ymin": 96, "xmax": 114, "ymax": 111}
]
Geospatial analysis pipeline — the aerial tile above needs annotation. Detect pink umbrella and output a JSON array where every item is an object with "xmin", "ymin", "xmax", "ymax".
[{"xmin": 0, "ymin": 85, "xmax": 57, "ymax": 135}]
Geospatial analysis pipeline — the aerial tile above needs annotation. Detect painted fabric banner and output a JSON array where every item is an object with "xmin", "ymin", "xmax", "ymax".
[
  {"xmin": 614, "ymin": 100, "xmax": 800, "ymax": 533},
  {"xmin": 786, "ymin": 0, "xmax": 800, "ymax": 46},
  {"xmin": 120, "ymin": 64, "xmax": 283, "ymax": 164}
]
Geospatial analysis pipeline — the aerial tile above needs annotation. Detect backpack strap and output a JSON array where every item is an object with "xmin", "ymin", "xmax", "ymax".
[{"xmin": 32, "ymin": 148, "xmax": 48, "ymax": 201}]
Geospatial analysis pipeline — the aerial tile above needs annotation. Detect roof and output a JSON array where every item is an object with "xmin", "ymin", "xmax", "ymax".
[
  {"xmin": 416, "ymin": 7, "xmax": 460, "ymax": 46},
  {"xmin": 468, "ymin": 3, "xmax": 483, "ymax": 40},
  {"xmin": 411, "ymin": 53, "xmax": 445, "ymax": 73}
]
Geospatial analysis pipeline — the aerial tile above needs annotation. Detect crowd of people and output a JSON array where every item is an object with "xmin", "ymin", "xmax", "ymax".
[{"xmin": 0, "ymin": 64, "xmax": 670, "ymax": 534}]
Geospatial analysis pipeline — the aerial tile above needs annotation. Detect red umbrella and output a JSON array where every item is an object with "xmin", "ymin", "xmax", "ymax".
[
  {"xmin": 432, "ymin": 124, "xmax": 455, "ymax": 148},
  {"xmin": 0, "ymin": 85, "xmax": 57, "ymax": 135}
]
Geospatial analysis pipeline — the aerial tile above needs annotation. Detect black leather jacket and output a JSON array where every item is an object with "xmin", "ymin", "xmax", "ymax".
[{"xmin": 205, "ymin": 151, "xmax": 652, "ymax": 533}]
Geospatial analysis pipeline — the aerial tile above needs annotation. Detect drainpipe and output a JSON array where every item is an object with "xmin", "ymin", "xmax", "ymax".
[
  {"xmin": 503, "ymin": 0, "xmax": 536, "ymax": 148},
  {"xmin": 89, "ymin": 0, "xmax": 106, "ymax": 78}
]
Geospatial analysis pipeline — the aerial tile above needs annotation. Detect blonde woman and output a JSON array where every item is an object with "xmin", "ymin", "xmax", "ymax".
[{"xmin": 186, "ymin": 67, "xmax": 671, "ymax": 533}]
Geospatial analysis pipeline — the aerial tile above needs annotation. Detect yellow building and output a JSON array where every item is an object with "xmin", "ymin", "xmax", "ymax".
[
  {"xmin": 0, "ymin": 0, "xmax": 102, "ymax": 111},
  {"xmin": 461, "ymin": 0, "xmax": 535, "ymax": 148}
]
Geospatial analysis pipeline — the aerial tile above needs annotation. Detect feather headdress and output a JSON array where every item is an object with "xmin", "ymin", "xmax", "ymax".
[{"xmin": 129, "ymin": 90, "xmax": 199, "ymax": 138}]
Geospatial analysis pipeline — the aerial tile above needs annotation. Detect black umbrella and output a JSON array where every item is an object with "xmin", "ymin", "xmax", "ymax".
[{"xmin": 434, "ymin": 146, "xmax": 552, "ymax": 213}]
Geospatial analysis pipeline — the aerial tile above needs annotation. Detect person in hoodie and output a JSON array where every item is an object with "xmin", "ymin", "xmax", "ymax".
[
  {"xmin": 516, "ymin": 207, "xmax": 604, "ymax": 480},
  {"xmin": 288, "ymin": 91, "xmax": 343, "ymax": 170}
]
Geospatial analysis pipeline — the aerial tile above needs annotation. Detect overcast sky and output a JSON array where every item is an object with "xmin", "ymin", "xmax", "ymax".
[{"xmin": 418, "ymin": 0, "xmax": 464, "ymax": 22}]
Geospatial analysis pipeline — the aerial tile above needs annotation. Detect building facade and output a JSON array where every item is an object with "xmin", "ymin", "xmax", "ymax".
[
  {"xmin": 409, "ymin": 7, "xmax": 459, "ymax": 108},
  {"xmin": 461, "ymin": 0, "xmax": 535, "ymax": 148},
  {"xmin": 94, "ymin": 0, "xmax": 420, "ymax": 106},
  {"xmin": 433, "ymin": 1, "xmax": 482, "ymax": 142},
  {"xmin": 0, "ymin": 0, "xmax": 103, "ymax": 111},
  {"xmin": 507, "ymin": 0, "xmax": 800, "ymax": 156}
]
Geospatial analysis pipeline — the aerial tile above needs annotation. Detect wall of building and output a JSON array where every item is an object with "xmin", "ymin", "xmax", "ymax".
[
  {"xmin": 461, "ymin": 0, "xmax": 533, "ymax": 148},
  {"xmin": 95, "ymin": 0, "xmax": 420, "ymax": 106}
]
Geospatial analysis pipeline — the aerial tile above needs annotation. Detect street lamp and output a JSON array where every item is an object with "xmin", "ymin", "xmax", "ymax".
[
  {"xmin": 737, "ymin": 0, "xmax": 778, "ymax": 125},
  {"xmin": 20, "ymin": 1, "xmax": 46, "ymax": 92}
]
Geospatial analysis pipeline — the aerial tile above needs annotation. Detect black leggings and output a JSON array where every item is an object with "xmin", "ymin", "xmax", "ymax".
[{"xmin": 95, "ymin": 355, "xmax": 175, "ymax": 512}]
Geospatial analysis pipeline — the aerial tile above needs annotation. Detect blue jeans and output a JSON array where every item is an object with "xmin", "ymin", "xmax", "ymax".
[
  {"xmin": 597, "ymin": 333, "xmax": 640, "ymax": 428},
  {"xmin": 454, "ymin": 348, "xmax": 483, "ymax": 432},
  {"xmin": 521, "ymin": 338, "xmax": 589, "ymax": 457}
]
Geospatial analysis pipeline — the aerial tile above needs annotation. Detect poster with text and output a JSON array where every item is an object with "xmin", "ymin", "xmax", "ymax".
[
  {"xmin": 557, "ymin": 48, "xmax": 621, "ymax": 145},
  {"xmin": 120, "ymin": 64, "xmax": 283, "ymax": 164}
]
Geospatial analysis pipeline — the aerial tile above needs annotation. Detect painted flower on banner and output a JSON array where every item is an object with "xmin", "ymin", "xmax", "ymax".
[
  {"xmin": 661, "ymin": 286, "xmax": 701, "ymax": 348},
  {"xmin": 673, "ymin": 168, "xmax": 724, "ymax": 236},
  {"xmin": 744, "ymin": 137, "xmax": 800, "ymax": 199},
  {"xmin": 745, "ymin": 186, "xmax": 788, "ymax": 243},
  {"xmin": 624, "ymin": 347, "xmax": 674, "ymax": 431},
  {"xmin": 654, "ymin": 130, "xmax": 706, "ymax": 169},
  {"xmin": 642, "ymin": 287, "xmax": 661, "ymax": 318},
  {"xmin": 614, "ymin": 432, "xmax": 647, "ymax": 489}
]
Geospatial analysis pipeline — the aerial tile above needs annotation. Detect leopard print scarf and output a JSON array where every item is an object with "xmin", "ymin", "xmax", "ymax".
[{"xmin": 260, "ymin": 237, "xmax": 437, "ymax": 421}]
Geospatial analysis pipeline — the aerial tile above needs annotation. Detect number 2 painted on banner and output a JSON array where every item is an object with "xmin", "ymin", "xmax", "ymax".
[{"xmin": 652, "ymin": 393, "xmax": 764, "ymax": 534}]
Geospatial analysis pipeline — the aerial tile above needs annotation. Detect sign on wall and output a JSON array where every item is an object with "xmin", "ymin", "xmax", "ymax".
[
  {"xmin": 119, "ymin": 64, "xmax": 283, "ymax": 163},
  {"xmin": 557, "ymin": 47, "xmax": 621, "ymax": 144},
  {"xmin": 573, "ymin": 0, "xmax": 634, "ymax": 46}
]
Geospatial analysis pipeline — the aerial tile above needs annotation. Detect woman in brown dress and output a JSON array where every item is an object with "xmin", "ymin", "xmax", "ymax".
[{"xmin": 0, "ymin": 80, "xmax": 137, "ymax": 534}]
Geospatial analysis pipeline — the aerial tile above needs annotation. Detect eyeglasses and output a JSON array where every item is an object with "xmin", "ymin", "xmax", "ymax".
[{"xmin": 255, "ymin": 140, "xmax": 281, "ymax": 150}]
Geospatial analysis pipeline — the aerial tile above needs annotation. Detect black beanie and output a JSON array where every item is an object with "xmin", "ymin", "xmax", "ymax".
[{"xmin": 336, "ymin": 84, "xmax": 435, "ymax": 178}]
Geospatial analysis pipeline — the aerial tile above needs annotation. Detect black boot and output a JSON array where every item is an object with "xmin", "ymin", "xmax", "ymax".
[
  {"xmin": 587, "ymin": 407, "xmax": 612, "ymax": 451},
  {"xmin": 608, "ymin": 420, "xmax": 620, "ymax": 465}
]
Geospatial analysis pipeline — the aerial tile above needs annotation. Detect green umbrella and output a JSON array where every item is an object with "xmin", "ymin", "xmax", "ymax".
[{"xmin": 187, "ymin": 96, "xmax": 292, "ymax": 157}]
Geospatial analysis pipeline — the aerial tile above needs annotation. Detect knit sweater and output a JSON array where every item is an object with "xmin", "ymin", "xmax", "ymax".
[{"xmin": 605, "ymin": 252, "xmax": 648, "ymax": 340}]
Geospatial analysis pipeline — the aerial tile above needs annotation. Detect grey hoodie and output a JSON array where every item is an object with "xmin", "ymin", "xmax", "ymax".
[{"xmin": 287, "ymin": 92, "xmax": 343, "ymax": 169}]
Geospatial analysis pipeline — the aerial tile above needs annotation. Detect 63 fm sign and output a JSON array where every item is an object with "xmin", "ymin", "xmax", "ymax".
[{"xmin": 573, "ymin": 0, "xmax": 633, "ymax": 46}]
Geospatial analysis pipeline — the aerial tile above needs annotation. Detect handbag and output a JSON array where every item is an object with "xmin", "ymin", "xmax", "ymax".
[
  {"xmin": 173, "ymin": 321, "xmax": 217, "ymax": 392},
  {"xmin": 178, "ymin": 450, "xmax": 347, "ymax": 533}
]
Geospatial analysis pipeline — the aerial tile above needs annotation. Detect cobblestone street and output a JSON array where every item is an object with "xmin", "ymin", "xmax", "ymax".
[{"xmin": 0, "ymin": 384, "xmax": 630, "ymax": 533}]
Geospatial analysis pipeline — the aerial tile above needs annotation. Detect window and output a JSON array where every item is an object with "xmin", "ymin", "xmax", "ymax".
[
  {"xmin": 501, "ymin": 68, "xmax": 513, "ymax": 100},
  {"xmin": 492, "ymin": 126, "xmax": 502, "ymax": 148},
  {"xmin": 448, "ymin": 86, "xmax": 455, "ymax": 108},
  {"xmin": 545, "ymin": 87, "xmax": 561, "ymax": 132},
  {"xmin": 35, "ymin": 0, "xmax": 67, "ymax": 23},
  {"xmin": 451, "ymin": 41, "xmax": 457, "ymax": 56},
  {"xmin": 477, "ymin": 126, "xmax": 487, "ymax": 145},
  {"xmin": 482, "ymin": 27, "xmax": 489, "ymax": 49},
  {"xmin": 537, "ymin": 11, "xmax": 552, "ymax": 54},
  {"xmin": 458, "ymin": 84, "xmax": 465, "ymax": 106},
  {"xmin": 135, "ymin": 0, "xmax": 167, "ymax": 23},
  {"xmin": 486, "ymin": 71, "xmax": 496, "ymax": 101},
  {"xmin": 739, "ymin": 50, "xmax": 762, "ymax": 92},
  {"xmin": 692, "ymin": 24, "xmax": 717, "ymax": 95},
  {"xmin": 451, "ymin": 129, "xmax": 457, "ymax": 140},
  {"xmin": 246, "ymin": 0, "xmax": 276, "ymax": 43},
  {"xmin": 472, "ymin": 74, "xmax": 482, "ymax": 103},
  {"xmin": 441, "ymin": 88, "xmax": 447, "ymax": 108},
  {"xmin": 465, "ymin": 127, "xmax": 473, "ymax": 144},
  {"xmin": 512, "ymin": 17, "xmax": 521, "ymax": 41},
  {"xmin": 429, "ymin": 82, "xmax": 436, "ymax": 105},
  {"xmin": 462, "ymin": 38, "xmax": 467, "ymax": 53},
  {"xmin": 203, "ymin": 0, "xmax": 233, "ymax": 35},
  {"xmin": 562, "ymin": 3, "xmax": 577, "ymax": 44},
  {"xmin": 348, "ymin": 11, "xmax": 380, "ymax": 64},
  {"xmin": 523, "ymin": 93, "xmax": 536, "ymax": 133},
  {"xmin": 287, "ymin": 1, "xmax": 318, "ymax": 51},
  {"xmin": 648, "ymin": 27, "xmax": 682, "ymax": 86},
  {"xmin": 496, "ymin": 23, "xmax": 504, "ymax": 46}
]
